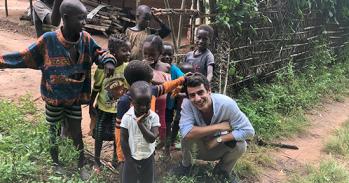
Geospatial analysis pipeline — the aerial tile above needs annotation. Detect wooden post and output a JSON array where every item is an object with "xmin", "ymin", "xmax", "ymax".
[
  {"xmin": 164, "ymin": 0, "xmax": 178, "ymax": 53},
  {"xmin": 29, "ymin": 0, "xmax": 33, "ymax": 19},
  {"xmin": 5, "ymin": 0, "xmax": 8, "ymax": 17},
  {"xmin": 177, "ymin": 0, "xmax": 186, "ymax": 49}
]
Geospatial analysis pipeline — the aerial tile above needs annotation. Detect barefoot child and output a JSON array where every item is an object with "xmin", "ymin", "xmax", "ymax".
[
  {"xmin": 183, "ymin": 24, "xmax": 215, "ymax": 82},
  {"xmin": 141, "ymin": 35, "xmax": 172, "ymax": 150},
  {"xmin": 89, "ymin": 34, "xmax": 131, "ymax": 172},
  {"xmin": 159, "ymin": 42, "xmax": 184, "ymax": 156},
  {"xmin": 126, "ymin": 5, "xmax": 171, "ymax": 60},
  {"xmin": 0, "ymin": 0, "xmax": 116, "ymax": 176},
  {"xmin": 120, "ymin": 81, "xmax": 160, "ymax": 183}
]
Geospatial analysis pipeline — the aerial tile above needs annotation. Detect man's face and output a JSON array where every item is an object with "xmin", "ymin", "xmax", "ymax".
[
  {"xmin": 160, "ymin": 45, "xmax": 174, "ymax": 64},
  {"xmin": 187, "ymin": 84, "xmax": 212, "ymax": 111},
  {"xmin": 195, "ymin": 29, "xmax": 210, "ymax": 51}
]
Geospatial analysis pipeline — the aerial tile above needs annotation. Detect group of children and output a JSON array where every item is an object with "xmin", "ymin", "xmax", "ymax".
[{"xmin": 0, "ymin": 1, "xmax": 215, "ymax": 182}]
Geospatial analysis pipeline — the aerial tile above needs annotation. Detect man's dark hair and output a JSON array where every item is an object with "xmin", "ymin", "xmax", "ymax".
[
  {"xmin": 143, "ymin": 35, "xmax": 163, "ymax": 54},
  {"xmin": 124, "ymin": 60, "xmax": 153, "ymax": 85},
  {"xmin": 196, "ymin": 24, "xmax": 214, "ymax": 40},
  {"xmin": 185, "ymin": 72, "xmax": 210, "ymax": 92},
  {"xmin": 130, "ymin": 81, "xmax": 151, "ymax": 99},
  {"xmin": 108, "ymin": 34, "xmax": 128, "ymax": 53}
]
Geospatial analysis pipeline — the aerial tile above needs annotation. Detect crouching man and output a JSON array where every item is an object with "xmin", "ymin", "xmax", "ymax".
[{"xmin": 176, "ymin": 73, "xmax": 255, "ymax": 182}]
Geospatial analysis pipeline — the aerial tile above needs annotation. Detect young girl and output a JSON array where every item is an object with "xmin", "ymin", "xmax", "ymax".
[
  {"xmin": 142, "ymin": 35, "xmax": 171, "ymax": 150},
  {"xmin": 126, "ymin": 5, "xmax": 171, "ymax": 60},
  {"xmin": 89, "ymin": 34, "xmax": 131, "ymax": 173}
]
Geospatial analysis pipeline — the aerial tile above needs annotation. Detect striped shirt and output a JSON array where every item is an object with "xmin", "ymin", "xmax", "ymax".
[{"xmin": 0, "ymin": 28, "xmax": 116, "ymax": 106}]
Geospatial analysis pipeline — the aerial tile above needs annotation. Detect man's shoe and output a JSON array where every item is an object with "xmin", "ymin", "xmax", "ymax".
[
  {"xmin": 172, "ymin": 163, "xmax": 192, "ymax": 176},
  {"xmin": 52, "ymin": 163, "xmax": 66, "ymax": 175},
  {"xmin": 79, "ymin": 167, "xmax": 90, "ymax": 181}
]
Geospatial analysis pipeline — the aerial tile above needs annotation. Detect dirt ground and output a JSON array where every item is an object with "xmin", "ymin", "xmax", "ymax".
[{"xmin": 1, "ymin": 1, "xmax": 349, "ymax": 183}]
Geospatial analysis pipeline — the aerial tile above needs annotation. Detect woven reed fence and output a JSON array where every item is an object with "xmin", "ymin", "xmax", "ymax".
[{"xmin": 212, "ymin": 0, "xmax": 349, "ymax": 94}]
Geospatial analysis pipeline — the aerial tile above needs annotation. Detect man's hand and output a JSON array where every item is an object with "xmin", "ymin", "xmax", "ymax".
[
  {"xmin": 104, "ymin": 62, "xmax": 115, "ymax": 78},
  {"xmin": 206, "ymin": 137, "xmax": 219, "ymax": 150},
  {"xmin": 218, "ymin": 121, "xmax": 231, "ymax": 131}
]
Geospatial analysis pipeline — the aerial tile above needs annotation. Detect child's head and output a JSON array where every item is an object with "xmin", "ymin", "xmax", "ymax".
[
  {"xmin": 124, "ymin": 60, "xmax": 154, "ymax": 86},
  {"xmin": 60, "ymin": 0, "xmax": 87, "ymax": 35},
  {"xmin": 130, "ymin": 81, "xmax": 152, "ymax": 116},
  {"xmin": 195, "ymin": 24, "xmax": 214, "ymax": 51},
  {"xmin": 136, "ymin": 5, "xmax": 152, "ymax": 30},
  {"xmin": 108, "ymin": 34, "xmax": 131, "ymax": 63},
  {"xmin": 179, "ymin": 62, "xmax": 194, "ymax": 74},
  {"xmin": 161, "ymin": 42, "xmax": 174, "ymax": 64},
  {"xmin": 142, "ymin": 35, "xmax": 163, "ymax": 66}
]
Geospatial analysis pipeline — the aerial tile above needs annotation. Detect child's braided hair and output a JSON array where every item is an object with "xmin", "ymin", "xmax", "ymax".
[{"xmin": 108, "ymin": 33, "xmax": 129, "ymax": 53}]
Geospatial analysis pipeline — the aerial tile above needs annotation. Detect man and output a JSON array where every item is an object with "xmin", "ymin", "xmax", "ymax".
[
  {"xmin": 33, "ymin": 0, "xmax": 62, "ymax": 37},
  {"xmin": 176, "ymin": 73, "xmax": 255, "ymax": 182}
]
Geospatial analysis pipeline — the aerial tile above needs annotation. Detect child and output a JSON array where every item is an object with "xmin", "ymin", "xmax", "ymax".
[
  {"xmin": 170, "ymin": 62, "xmax": 193, "ymax": 147},
  {"xmin": 126, "ymin": 5, "xmax": 171, "ymax": 60},
  {"xmin": 115, "ymin": 60, "xmax": 186, "ymax": 182},
  {"xmin": 159, "ymin": 42, "xmax": 184, "ymax": 156},
  {"xmin": 33, "ymin": 0, "xmax": 62, "ymax": 37},
  {"xmin": 183, "ymin": 24, "xmax": 215, "ymax": 82},
  {"xmin": 0, "ymin": 0, "xmax": 116, "ymax": 176},
  {"xmin": 142, "ymin": 35, "xmax": 171, "ymax": 150},
  {"xmin": 120, "ymin": 81, "xmax": 160, "ymax": 183},
  {"xmin": 89, "ymin": 34, "xmax": 131, "ymax": 173}
]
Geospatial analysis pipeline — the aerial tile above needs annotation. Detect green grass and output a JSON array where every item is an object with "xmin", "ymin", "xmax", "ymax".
[
  {"xmin": 325, "ymin": 120, "xmax": 349, "ymax": 157},
  {"xmin": 288, "ymin": 158, "xmax": 349, "ymax": 183},
  {"xmin": 236, "ymin": 42, "xmax": 349, "ymax": 140},
  {"xmin": 0, "ymin": 95, "xmax": 114, "ymax": 182}
]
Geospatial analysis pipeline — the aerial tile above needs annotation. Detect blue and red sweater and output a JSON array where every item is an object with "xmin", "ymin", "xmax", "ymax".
[{"xmin": 0, "ymin": 29, "xmax": 116, "ymax": 106}]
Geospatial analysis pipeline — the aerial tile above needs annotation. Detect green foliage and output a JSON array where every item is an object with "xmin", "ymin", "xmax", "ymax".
[
  {"xmin": 0, "ymin": 97, "xmax": 111, "ymax": 182},
  {"xmin": 236, "ymin": 41, "xmax": 349, "ymax": 140},
  {"xmin": 288, "ymin": 158, "xmax": 349, "ymax": 183},
  {"xmin": 325, "ymin": 120, "xmax": 349, "ymax": 157},
  {"xmin": 216, "ymin": 0, "xmax": 259, "ymax": 31}
]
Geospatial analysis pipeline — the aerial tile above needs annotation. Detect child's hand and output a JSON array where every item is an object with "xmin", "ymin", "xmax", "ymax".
[
  {"xmin": 104, "ymin": 62, "xmax": 115, "ymax": 78},
  {"xmin": 136, "ymin": 112, "xmax": 150, "ymax": 124},
  {"xmin": 89, "ymin": 105, "xmax": 97, "ymax": 117}
]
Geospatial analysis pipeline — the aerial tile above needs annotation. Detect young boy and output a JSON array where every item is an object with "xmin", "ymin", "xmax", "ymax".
[
  {"xmin": 0, "ymin": 0, "xmax": 116, "ymax": 175},
  {"xmin": 159, "ymin": 42, "xmax": 184, "ymax": 156},
  {"xmin": 120, "ymin": 81, "xmax": 160, "ymax": 183},
  {"xmin": 183, "ymin": 24, "xmax": 215, "ymax": 82},
  {"xmin": 126, "ymin": 5, "xmax": 171, "ymax": 60},
  {"xmin": 114, "ymin": 60, "xmax": 186, "ymax": 182},
  {"xmin": 89, "ymin": 34, "xmax": 131, "ymax": 172}
]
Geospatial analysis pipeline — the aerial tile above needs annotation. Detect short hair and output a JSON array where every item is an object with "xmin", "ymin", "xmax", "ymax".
[
  {"xmin": 196, "ymin": 24, "xmax": 214, "ymax": 40},
  {"xmin": 179, "ymin": 62, "xmax": 194, "ymax": 74},
  {"xmin": 124, "ymin": 60, "xmax": 153, "ymax": 85},
  {"xmin": 143, "ymin": 35, "xmax": 164, "ymax": 54},
  {"xmin": 59, "ymin": 0, "xmax": 86, "ymax": 16},
  {"xmin": 130, "ymin": 81, "xmax": 151, "ymax": 100},
  {"xmin": 163, "ymin": 42, "xmax": 174, "ymax": 54},
  {"xmin": 108, "ymin": 34, "xmax": 129, "ymax": 53},
  {"xmin": 136, "ymin": 5, "xmax": 151, "ymax": 15},
  {"xmin": 185, "ymin": 72, "xmax": 210, "ymax": 93}
]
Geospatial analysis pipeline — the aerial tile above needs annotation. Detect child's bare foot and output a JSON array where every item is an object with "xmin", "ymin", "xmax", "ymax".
[{"xmin": 92, "ymin": 165, "xmax": 101, "ymax": 174}]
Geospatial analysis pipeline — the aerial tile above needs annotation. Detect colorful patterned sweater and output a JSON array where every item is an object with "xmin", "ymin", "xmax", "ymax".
[{"xmin": 0, "ymin": 29, "xmax": 116, "ymax": 106}]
